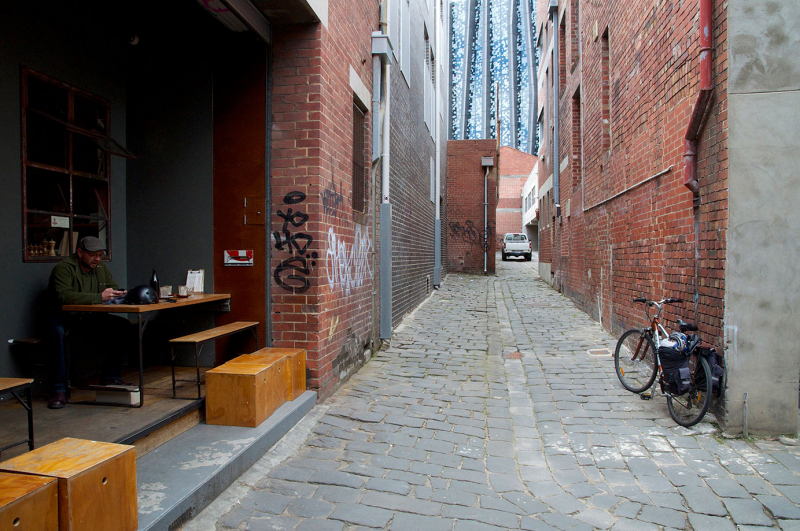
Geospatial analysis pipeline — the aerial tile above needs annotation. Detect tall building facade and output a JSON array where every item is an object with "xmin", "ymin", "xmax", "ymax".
[
  {"xmin": 536, "ymin": 0, "xmax": 800, "ymax": 434},
  {"xmin": 450, "ymin": 0, "xmax": 538, "ymax": 152}
]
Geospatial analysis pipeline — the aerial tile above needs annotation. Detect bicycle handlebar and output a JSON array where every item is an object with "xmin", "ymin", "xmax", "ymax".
[{"xmin": 631, "ymin": 297, "xmax": 685, "ymax": 304}]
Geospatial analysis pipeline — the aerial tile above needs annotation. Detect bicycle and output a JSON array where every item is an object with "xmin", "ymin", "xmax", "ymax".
[{"xmin": 614, "ymin": 296, "xmax": 713, "ymax": 427}]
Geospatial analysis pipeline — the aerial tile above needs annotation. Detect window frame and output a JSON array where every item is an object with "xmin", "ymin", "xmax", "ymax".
[
  {"xmin": 21, "ymin": 67, "xmax": 116, "ymax": 263},
  {"xmin": 352, "ymin": 101, "xmax": 368, "ymax": 213}
]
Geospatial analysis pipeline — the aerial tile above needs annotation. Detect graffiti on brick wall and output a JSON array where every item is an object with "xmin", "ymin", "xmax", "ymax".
[
  {"xmin": 332, "ymin": 328, "xmax": 366, "ymax": 381},
  {"xmin": 322, "ymin": 179, "xmax": 344, "ymax": 217},
  {"xmin": 273, "ymin": 191, "xmax": 318, "ymax": 293},
  {"xmin": 449, "ymin": 220, "xmax": 496, "ymax": 251},
  {"xmin": 326, "ymin": 225, "xmax": 372, "ymax": 296}
]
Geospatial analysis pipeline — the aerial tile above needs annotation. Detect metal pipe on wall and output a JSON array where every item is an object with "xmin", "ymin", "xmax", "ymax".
[
  {"xmin": 550, "ymin": 3, "xmax": 560, "ymax": 211},
  {"xmin": 484, "ymin": 165, "xmax": 489, "ymax": 274},
  {"xmin": 683, "ymin": 0, "xmax": 713, "ymax": 196},
  {"xmin": 380, "ymin": 61, "xmax": 393, "ymax": 339}
]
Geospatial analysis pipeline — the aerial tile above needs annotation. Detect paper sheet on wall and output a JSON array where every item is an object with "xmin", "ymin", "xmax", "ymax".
[{"xmin": 186, "ymin": 269, "xmax": 204, "ymax": 293}]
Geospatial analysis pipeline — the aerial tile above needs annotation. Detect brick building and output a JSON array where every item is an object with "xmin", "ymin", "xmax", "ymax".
[
  {"xmin": 496, "ymin": 146, "xmax": 537, "ymax": 249},
  {"xmin": 535, "ymin": 0, "xmax": 800, "ymax": 434},
  {"xmin": 446, "ymin": 140, "xmax": 498, "ymax": 274},
  {"xmin": 0, "ymin": 0, "xmax": 447, "ymax": 406}
]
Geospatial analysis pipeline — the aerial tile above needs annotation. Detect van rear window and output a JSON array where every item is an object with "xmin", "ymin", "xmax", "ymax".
[{"xmin": 505, "ymin": 235, "xmax": 527, "ymax": 241}]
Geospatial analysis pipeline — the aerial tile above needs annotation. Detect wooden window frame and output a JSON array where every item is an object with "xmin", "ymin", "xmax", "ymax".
[
  {"xmin": 21, "ymin": 68, "xmax": 130, "ymax": 262},
  {"xmin": 352, "ymin": 102, "xmax": 367, "ymax": 213}
]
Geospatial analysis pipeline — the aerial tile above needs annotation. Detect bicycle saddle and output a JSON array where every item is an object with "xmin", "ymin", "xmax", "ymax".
[{"xmin": 677, "ymin": 319, "xmax": 698, "ymax": 332}]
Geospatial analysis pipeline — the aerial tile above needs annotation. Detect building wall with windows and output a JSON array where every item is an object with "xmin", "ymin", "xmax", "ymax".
[
  {"xmin": 536, "ymin": 0, "xmax": 800, "ymax": 434},
  {"xmin": 270, "ymin": 0, "xmax": 449, "ymax": 397},
  {"xmin": 496, "ymin": 146, "xmax": 537, "ymax": 249}
]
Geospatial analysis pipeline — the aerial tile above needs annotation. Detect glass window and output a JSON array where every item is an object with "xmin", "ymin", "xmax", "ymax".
[{"xmin": 22, "ymin": 68, "xmax": 113, "ymax": 261}]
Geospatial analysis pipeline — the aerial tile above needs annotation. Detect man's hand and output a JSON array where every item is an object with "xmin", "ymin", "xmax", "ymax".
[{"xmin": 101, "ymin": 288, "xmax": 126, "ymax": 303}]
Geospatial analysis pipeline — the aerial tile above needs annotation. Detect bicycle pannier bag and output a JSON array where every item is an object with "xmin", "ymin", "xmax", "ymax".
[
  {"xmin": 659, "ymin": 346, "xmax": 691, "ymax": 395},
  {"xmin": 697, "ymin": 347, "xmax": 725, "ymax": 397}
]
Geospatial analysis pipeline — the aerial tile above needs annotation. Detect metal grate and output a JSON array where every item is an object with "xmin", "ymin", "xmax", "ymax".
[{"xmin": 352, "ymin": 103, "xmax": 366, "ymax": 213}]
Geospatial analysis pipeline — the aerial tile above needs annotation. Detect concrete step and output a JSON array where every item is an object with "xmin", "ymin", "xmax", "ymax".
[{"xmin": 136, "ymin": 391, "xmax": 317, "ymax": 531}]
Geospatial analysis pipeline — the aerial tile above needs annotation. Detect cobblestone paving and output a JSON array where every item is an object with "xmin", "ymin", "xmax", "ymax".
[{"xmin": 193, "ymin": 254, "xmax": 800, "ymax": 530}]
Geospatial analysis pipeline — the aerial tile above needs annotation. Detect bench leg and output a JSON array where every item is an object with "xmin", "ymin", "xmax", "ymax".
[
  {"xmin": 25, "ymin": 386, "xmax": 33, "ymax": 450},
  {"xmin": 171, "ymin": 345, "xmax": 177, "ymax": 399},
  {"xmin": 195, "ymin": 344, "xmax": 202, "ymax": 400}
]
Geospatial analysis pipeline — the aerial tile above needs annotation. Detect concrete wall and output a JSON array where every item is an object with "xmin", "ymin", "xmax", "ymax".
[
  {"xmin": 725, "ymin": 0, "xmax": 800, "ymax": 434},
  {"xmin": 0, "ymin": 3, "xmax": 128, "ymax": 378}
]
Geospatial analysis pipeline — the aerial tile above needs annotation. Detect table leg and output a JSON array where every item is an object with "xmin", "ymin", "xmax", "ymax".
[
  {"xmin": 25, "ymin": 385, "xmax": 34, "ymax": 450},
  {"xmin": 138, "ymin": 314, "xmax": 145, "ymax": 408}
]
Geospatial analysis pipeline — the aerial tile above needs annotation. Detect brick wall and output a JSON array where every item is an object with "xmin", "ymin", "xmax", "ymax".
[
  {"xmin": 496, "ymin": 147, "xmax": 536, "ymax": 248},
  {"xmin": 387, "ymin": 0, "xmax": 447, "ymax": 327},
  {"xmin": 446, "ymin": 140, "xmax": 498, "ymax": 274},
  {"xmin": 269, "ymin": 0, "xmax": 445, "ymax": 399},
  {"xmin": 536, "ymin": 0, "xmax": 728, "ymax": 349},
  {"xmin": 270, "ymin": 0, "xmax": 380, "ymax": 399}
]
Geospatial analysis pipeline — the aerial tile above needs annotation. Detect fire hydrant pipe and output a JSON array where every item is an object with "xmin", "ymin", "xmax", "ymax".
[{"xmin": 683, "ymin": 0, "xmax": 713, "ymax": 196}]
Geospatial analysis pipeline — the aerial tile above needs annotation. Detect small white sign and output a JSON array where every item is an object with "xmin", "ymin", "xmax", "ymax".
[
  {"xmin": 186, "ymin": 269, "xmax": 205, "ymax": 293},
  {"xmin": 224, "ymin": 250, "xmax": 254, "ymax": 266},
  {"xmin": 51, "ymin": 216, "xmax": 69, "ymax": 228}
]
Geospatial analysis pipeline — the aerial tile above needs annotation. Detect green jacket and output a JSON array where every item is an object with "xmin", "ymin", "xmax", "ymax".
[{"xmin": 48, "ymin": 254, "xmax": 120, "ymax": 310}]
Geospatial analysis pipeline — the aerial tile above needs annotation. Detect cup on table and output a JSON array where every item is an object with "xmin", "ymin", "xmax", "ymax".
[
  {"xmin": 178, "ymin": 285, "xmax": 190, "ymax": 296},
  {"xmin": 159, "ymin": 286, "xmax": 172, "ymax": 298}
]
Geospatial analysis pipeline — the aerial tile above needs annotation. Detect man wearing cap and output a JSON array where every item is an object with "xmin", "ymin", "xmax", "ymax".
[{"xmin": 46, "ymin": 236, "xmax": 129, "ymax": 409}]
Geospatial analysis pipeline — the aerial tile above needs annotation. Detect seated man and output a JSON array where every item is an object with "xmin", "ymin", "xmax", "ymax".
[{"xmin": 46, "ymin": 236, "xmax": 130, "ymax": 409}]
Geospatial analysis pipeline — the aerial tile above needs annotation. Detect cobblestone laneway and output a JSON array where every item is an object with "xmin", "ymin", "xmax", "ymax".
[{"xmin": 188, "ymin": 255, "xmax": 800, "ymax": 530}]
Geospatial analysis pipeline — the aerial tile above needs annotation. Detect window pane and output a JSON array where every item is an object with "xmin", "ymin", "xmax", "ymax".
[
  {"xmin": 26, "ymin": 213, "xmax": 71, "ymax": 258},
  {"xmin": 26, "ymin": 167, "xmax": 69, "ymax": 213},
  {"xmin": 73, "ymin": 133, "xmax": 106, "ymax": 176},
  {"xmin": 74, "ymin": 95, "xmax": 107, "ymax": 132},
  {"xmin": 26, "ymin": 112, "xmax": 67, "ymax": 168},
  {"xmin": 73, "ymin": 217, "xmax": 109, "ymax": 252},
  {"xmin": 27, "ymin": 76, "xmax": 68, "ymax": 119},
  {"xmin": 73, "ymin": 176, "xmax": 109, "ymax": 217}
]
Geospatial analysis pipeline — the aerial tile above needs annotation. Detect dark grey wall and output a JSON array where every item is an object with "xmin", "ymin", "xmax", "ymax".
[
  {"xmin": 0, "ymin": 4, "xmax": 129, "ymax": 378},
  {"xmin": 125, "ymin": 4, "xmax": 215, "ymax": 294}
]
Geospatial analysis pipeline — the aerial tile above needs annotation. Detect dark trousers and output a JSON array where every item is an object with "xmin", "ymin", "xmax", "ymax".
[{"xmin": 47, "ymin": 314, "xmax": 132, "ymax": 392}]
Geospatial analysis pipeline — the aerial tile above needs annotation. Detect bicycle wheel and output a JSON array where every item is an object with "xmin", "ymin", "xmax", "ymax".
[
  {"xmin": 668, "ymin": 355, "xmax": 712, "ymax": 427},
  {"xmin": 614, "ymin": 329, "xmax": 658, "ymax": 393}
]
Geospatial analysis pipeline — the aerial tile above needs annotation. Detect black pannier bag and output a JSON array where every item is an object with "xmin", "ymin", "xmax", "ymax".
[
  {"xmin": 659, "ymin": 346, "xmax": 691, "ymax": 395},
  {"xmin": 696, "ymin": 347, "xmax": 725, "ymax": 397}
]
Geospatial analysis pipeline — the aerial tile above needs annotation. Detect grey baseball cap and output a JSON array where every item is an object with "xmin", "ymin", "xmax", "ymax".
[{"xmin": 78, "ymin": 236, "xmax": 106, "ymax": 252}]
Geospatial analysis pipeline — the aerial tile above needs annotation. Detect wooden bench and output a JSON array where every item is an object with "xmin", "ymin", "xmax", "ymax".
[
  {"xmin": 0, "ymin": 471, "xmax": 58, "ymax": 530},
  {"xmin": 169, "ymin": 321, "xmax": 259, "ymax": 399},
  {"xmin": 0, "ymin": 378, "xmax": 34, "ymax": 455}
]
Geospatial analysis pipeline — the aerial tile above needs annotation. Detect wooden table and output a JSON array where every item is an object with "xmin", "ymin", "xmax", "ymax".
[
  {"xmin": 63, "ymin": 293, "xmax": 230, "ymax": 407},
  {"xmin": 0, "ymin": 378, "xmax": 34, "ymax": 454}
]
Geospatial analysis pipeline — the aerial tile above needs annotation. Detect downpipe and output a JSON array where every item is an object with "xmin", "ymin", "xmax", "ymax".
[{"xmin": 484, "ymin": 166, "xmax": 488, "ymax": 274}]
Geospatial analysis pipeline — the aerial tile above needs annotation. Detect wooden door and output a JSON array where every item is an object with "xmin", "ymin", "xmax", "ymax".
[{"xmin": 212, "ymin": 33, "xmax": 270, "ymax": 360}]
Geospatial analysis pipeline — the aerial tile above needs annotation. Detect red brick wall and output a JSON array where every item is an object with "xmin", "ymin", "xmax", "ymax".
[
  {"xmin": 536, "ymin": 0, "xmax": 728, "ymax": 346},
  {"xmin": 270, "ymin": 0, "xmax": 380, "ymax": 399},
  {"xmin": 446, "ymin": 140, "xmax": 498, "ymax": 274},
  {"xmin": 499, "ymin": 146, "xmax": 537, "ymax": 176}
]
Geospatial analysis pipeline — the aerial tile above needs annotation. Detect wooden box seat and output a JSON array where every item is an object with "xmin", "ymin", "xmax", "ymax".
[
  {"xmin": 169, "ymin": 321, "xmax": 259, "ymax": 399},
  {"xmin": 205, "ymin": 362, "xmax": 284, "ymax": 428},
  {"xmin": 234, "ymin": 348, "xmax": 306, "ymax": 401},
  {"xmin": 0, "ymin": 438, "xmax": 137, "ymax": 531},
  {"xmin": 0, "ymin": 471, "xmax": 57, "ymax": 530}
]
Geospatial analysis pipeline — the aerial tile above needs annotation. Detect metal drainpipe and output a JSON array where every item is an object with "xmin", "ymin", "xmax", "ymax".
[
  {"xmin": 683, "ymin": 0, "xmax": 713, "ymax": 319},
  {"xmin": 484, "ymin": 165, "xmax": 489, "ymax": 274},
  {"xmin": 550, "ymin": 3, "xmax": 560, "ymax": 214},
  {"xmin": 380, "ymin": 61, "xmax": 393, "ymax": 339}
]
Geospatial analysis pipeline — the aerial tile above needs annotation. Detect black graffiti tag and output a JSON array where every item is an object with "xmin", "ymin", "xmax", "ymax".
[
  {"xmin": 273, "ymin": 192, "xmax": 316, "ymax": 293},
  {"xmin": 449, "ymin": 220, "xmax": 496, "ymax": 251}
]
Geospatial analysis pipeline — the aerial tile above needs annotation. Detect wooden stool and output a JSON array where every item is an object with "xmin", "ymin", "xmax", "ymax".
[
  {"xmin": 0, "ymin": 438, "xmax": 137, "ymax": 531},
  {"xmin": 0, "ymin": 378, "xmax": 34, "ymax": 455},
  {"xmin": 0, "ymin": 471, "xmax": 57, "ymax": 530},
  {"xmin": 205, "ymin": 361, "xmax": 284, "ymax": 428}
]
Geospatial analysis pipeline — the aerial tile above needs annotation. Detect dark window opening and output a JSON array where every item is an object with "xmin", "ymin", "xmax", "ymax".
[
  {"xmin": 572, "ymin": 87, "xmax": 582, "ymax": 188},
  {"xmin": 571, "ymin": 0, "xmax": 580, "ymax": 72},
  {"xmin": 352, "ymin": 103, "xmax": 367, "ymax": 213},
  {"xmin": 21, "ymin": 68, "xmax": 120, "ymax": 262},
  {"xmin": 559, "ymin": 15, "xmax": 566, "ymax": 96},
  {"xmin": 601, "ymin": 28, "xmax": 611, "ymax": 153}
]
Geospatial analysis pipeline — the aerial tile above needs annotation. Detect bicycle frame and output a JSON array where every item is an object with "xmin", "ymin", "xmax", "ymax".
[{"xmin": 633, "ymin": 300, "xmax": 669, "ymax": 361}]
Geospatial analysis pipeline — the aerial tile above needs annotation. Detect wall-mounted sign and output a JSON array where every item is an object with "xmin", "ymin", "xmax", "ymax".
[
  {"xmin": 224, "ymin": 250, "xmax": 254, "ymax": 266},
  {"xmin": 51, "ymin": 215, "xmax": 69, "ymax": 228}
]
